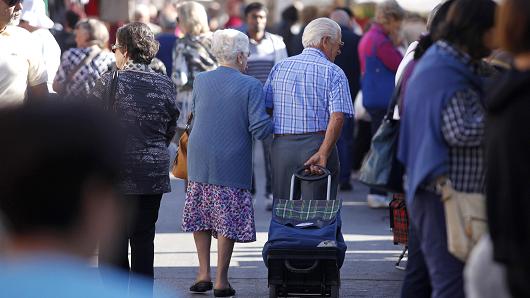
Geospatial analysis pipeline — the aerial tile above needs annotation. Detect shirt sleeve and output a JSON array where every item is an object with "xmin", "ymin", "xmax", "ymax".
[
  {"xmin": 249, "ymin": 80, "xmax": 273, "ymax": 140},
  {"xmin": 27, "ymin": 42, "xmax": 48, "ymax": 87},
  {"xmin": 376, "ymin": 39, "xmax": 403, "ymax": 72},
  {"xmin": 441, "ymin": 89, "xmax": 485, "ymax": 147},
  {"xmin": 328, "ymin": 70, "xmax": 354, "ymax": 117},
  {"xmin": 53, "ymin": 50, "xmax": 72, "ymax": 87}
]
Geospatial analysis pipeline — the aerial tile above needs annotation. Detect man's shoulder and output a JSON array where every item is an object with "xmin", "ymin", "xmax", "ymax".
[
  {"xmin": 265, "ymin": 32, "xmax": 285, "ymax": 43},
  {"xmin": 4, "ymin": 25, "xmax": 31, "ymax": 38}
]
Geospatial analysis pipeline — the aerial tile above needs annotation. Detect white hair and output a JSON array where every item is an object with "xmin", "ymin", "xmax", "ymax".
[
  {"xmin": 211, "ymin": 29, "xmax": 249, "ymax": 64},
  {"xmin": 302, "ymin": 18, "xmax": 341, "ymax": 48},
  {"xmin": 330, "ymin": 10, "xmax": 351, "ymax": 28},
  {"xmin": 177, "ymin": 1, "xmax": 210, "ymax": 36}
]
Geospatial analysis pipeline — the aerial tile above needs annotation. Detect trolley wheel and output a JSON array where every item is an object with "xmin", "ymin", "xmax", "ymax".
[
  {"xmin": 330, "ymin": 285, "xmax": 339, "ymax": 298},
  {"xmin": 269, "ymin": 284, "xmax": 278, "ymax": 298}
]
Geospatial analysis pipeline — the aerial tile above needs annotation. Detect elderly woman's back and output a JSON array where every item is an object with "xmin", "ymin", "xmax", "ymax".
[{"xmin": 188, "ymin": 67, "xmax": 271, "ymax": 189}]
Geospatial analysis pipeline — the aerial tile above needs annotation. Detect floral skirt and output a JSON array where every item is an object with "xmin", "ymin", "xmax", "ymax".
[{"xmin": 182, "ymin": 181, "xmax": 256, "ymax": 243}]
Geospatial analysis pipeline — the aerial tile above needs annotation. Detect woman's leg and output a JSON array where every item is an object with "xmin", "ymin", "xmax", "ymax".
[
  {"xmin": 193, "ymin": 231, "xmax": 212, "ymax": 282},
  {"xmin": 215, "ymin": 235, "xmax": 235, "ymax": 289}
]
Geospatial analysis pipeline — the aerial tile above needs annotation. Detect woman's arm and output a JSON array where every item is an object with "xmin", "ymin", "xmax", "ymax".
[{"xmin": 248, "ymin": 81, "xmax": 273, "ymax": 140}]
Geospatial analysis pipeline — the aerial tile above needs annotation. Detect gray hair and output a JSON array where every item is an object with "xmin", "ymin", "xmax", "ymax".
[
  {"xmin": 375, "ymin": 0, "xmax": 406, "ymax": 23},
  {"xmin": 177, "ymin": 1, "xmax": 210, "ymax": 36},
  {"xmin": 302, "ymin": 18, "xmax": 341, "ymax": 48},
  {"xmin": 330, "ymin": 10, "xmax": 350, "ymax": 27},
  {"xmin": 211, "ymin": 29, "xmax": 249, "ymax": 64},
  {"xmin": 75, "ymin": 18, "xmax": 109, "ymax": 49}
]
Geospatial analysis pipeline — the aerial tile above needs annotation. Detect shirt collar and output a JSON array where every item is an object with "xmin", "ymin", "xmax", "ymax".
[
  {"xmin": 302, "ymin": 47, "xmax": 328, "ymax": 60},
  {"xmin": 248, "ymin": 31, "xmax": 270, "ymax": 45},
  {"xmin": 437, "ymin": 40, "xmax": 480, "ymax": 74}
]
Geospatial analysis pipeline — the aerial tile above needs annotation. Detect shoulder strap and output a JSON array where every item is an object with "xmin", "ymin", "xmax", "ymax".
[
  {"xmin": 67, "ymin": 47, "xmax": 102, "ymax": 83},
  {"xmin": 105, "ymin": 70, "xmax": 119, "ymax": 111}
]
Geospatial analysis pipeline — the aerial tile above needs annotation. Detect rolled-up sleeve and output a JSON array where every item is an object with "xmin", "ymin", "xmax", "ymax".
[
  {"xmin": 249, "ymin": 81, "xmax": 273, "ymax": 140},
  {"xmin": 328, "ymin": 70, "xmax": 354, "ymax": 117}
]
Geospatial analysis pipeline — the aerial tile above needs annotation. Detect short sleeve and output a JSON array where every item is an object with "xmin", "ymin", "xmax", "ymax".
[
  {"xmin": 26, "ymin": 42, "xmax": 48, "ymax": 87},
  {"xmin": 263, "ymin": 66, "xmax": 276, "ymax": 109},
  {"xmin": 328, "ymin": 70, "xmax": 354, "ymax": 116}
]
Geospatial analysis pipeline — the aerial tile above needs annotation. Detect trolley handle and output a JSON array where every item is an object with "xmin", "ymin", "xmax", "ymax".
[
  {"xmin": 284, "ymin": 260, "xmax": 319, "ymax": 274},
  {"xmin": 289, "ymin": 166, "xmax": 332, "ymax": 201},
  {"xmin": 294, "ymin": 165, "xmax": 331, "ymax": 181}
]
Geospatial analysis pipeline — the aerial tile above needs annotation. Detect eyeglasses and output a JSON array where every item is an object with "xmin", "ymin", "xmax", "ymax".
[
  {"xmin": 111, "ymin": 44, "xmax": 123, "ymax": 53},
  {"xmin": 3, "ymin": 0, "xmax": 22, "ymax": 7}
]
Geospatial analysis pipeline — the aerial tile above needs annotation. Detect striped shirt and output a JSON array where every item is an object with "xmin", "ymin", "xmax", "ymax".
[
  {"xmin": 247, "ymin": 35, "xmax": 275, "ymax": 84},
  {"xmin": 264, "ymin": 48, "xmax": 354, "ymax": 134}
]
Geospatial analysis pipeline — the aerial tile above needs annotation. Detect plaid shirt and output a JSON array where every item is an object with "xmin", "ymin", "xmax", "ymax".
[
  {"xmin": 264, "ymin": 48, "xmax": 354, "ymax": 134},
  {"xmin": 439, "ymin": 41, "xmax": 485, "ymax": 193},
  {"xmin": 54, "ymin": 46, "xmax": 115, "ymax": 98}
]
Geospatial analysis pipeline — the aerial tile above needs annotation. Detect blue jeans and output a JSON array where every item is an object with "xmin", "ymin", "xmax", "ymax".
[
  {"xmin": 407, "ymin": 189, "xmax": 465, "ymax": 298},
  {"xmin": 336, "ymin": 117, "xmax": 354, "ymax": 184}
]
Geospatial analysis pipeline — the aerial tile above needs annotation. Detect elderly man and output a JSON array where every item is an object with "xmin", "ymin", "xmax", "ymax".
[
  {"xmin": 264, "ymin": 18, "xmax": 354, "ymax": 201},
  {"xmin": 0, "ymin": 0, "xmax": 48, "ymax": 106},
  {"xmin": 244, "ymin": 2, "xmax": 288, "ymax": 209}
]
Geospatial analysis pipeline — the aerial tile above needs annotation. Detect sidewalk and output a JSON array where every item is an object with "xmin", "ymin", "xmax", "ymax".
[{"xmin": 156, "ymin": 143, "xmax": 405, "ymax": 297}]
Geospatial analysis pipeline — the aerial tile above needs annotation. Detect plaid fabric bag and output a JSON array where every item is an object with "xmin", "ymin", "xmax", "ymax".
[
  {"xmin": 389, "ymin": 194, "xmax": 408, "ymax": 245},
  {"xmin": 274, "ymin": 199, "xmax": 341, "ymax": 225}
]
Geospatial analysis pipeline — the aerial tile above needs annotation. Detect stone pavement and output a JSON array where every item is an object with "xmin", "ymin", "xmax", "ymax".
[{"xmin": 156, "ymin": 142, "xmax": 406, "ymax": 297}]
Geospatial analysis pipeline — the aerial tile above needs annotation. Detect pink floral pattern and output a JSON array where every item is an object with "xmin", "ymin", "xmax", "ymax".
[{"xmin": 182, "ymin": 181, "xmax": 256, "ymax": 242}]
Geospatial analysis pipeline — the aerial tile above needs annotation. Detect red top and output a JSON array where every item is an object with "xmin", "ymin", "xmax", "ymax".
[{"xmin": 358, "ymin": 23, "xmax": 403, "ymax": 74}]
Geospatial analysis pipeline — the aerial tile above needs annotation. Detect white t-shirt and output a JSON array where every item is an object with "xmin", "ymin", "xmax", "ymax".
[
  {"xmin": 32, "ymin": 28, "xmax": 61, "ymax": 93},
  {"xmin": 0, "ymin": 26, "xmax": 47, "ymax": 106}
]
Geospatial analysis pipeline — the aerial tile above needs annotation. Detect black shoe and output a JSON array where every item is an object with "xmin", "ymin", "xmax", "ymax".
[
  {"xmin": 214, "ymin": 284, "xmax": 236, "ymax": 297},
  {"xmin": 340, "ymin": 182, "xmax": 353, "ymax": 191},
  {"xmin": 189, "ymin": 281, "xmax": 213, "ymax": 293}
]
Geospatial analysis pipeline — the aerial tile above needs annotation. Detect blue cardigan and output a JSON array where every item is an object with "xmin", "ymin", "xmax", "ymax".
[
  {"xmin": 398, "ymin": 43, "xmax": 482, "ymax": 203},
  {"xmin": 187, "ymin": 66, "xmax": 273, "ymax": 190}
]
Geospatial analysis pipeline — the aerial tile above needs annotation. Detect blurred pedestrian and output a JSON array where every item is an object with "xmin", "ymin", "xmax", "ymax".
[
  {"xmin": 53, "ymin": 18, "xmax": 114, "ymax": 99},
  {"xmin": 182, "ymin": 29, "xmax": 272, "ymax": 297},
  {"xmin": 91, "ymin": 22, "xmax": 179, "ymax": 294},
  {"xmin": 330, "ymin": 9, "xmax": 361, "ymax": 191},
  {"xmin": 358, "ymin": 0, "xmax": 405, "ymax": 208},
  {"xmin": 265, "ymin": 18, "xmax": 354, "ymax": 201},
  {"xmin": 53, "ymin": 10, "xmax": 80, "ymax": 53},
  {"xmin": 0, "ymin": 0, "xmax": 48, "ymax": 105},
  {"xmin": 290, "ymin": 5, "xmax": 319, "ymax": 56},
  {"xmin": 133, "ymin": 4, "xmax": 161, "ymax": 35},
  {"xmin": 172, "ymin": 1, "xmax": 217, "ymax": 143},
  {"xmin": 244, "ymin": 2, "xmax": 288, "ymax": 209},
  {"xmin": 398, "ymin": 0, "xmax": 497, "ymax": 297},
  {"xmin": 224, "ymin": 0, "xmax": 244, "ymax": 29},
  {"xmin": 18, "ymin": 0, "xmax": 61, "ymax": 93},
  {"xmin": 156, "ymin": 8, "xmax": 178, "ymax": 76},
  {"xmin": 271, "ymin": 5, "xmax": 298, "ymax": 56},
  {"xmin": 0, "ymin": 101, "xmax": 162, "ymax": 298},
  {"xmin": 480, "ymin": 0, "xmax": 530, "ymax": 297}
]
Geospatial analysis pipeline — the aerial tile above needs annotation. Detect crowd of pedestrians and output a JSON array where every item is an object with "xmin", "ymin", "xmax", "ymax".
[{"xmin": 1, "ymin": 0, "xmax": 530, "ymax": 297}]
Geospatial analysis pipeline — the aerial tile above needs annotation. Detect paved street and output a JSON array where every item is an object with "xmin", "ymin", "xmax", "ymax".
[{"xmin": 155, "ymin": 142, "xmax": 406, "ymax": 297}]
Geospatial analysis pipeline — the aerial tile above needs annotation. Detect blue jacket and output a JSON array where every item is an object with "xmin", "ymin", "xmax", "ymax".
[
  {"xmin": 187, "ymin": 66, "xmax": 273, "ymax": 190},
  {"xmin": 398, "ymin": 43, "xmax": 482, "ymax": 203}
]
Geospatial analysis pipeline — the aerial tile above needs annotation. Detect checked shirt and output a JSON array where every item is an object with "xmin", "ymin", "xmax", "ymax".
[
  {"xmin": 264, "ymin": 48, "xmax": 354, "ymax": 134},
  {"xmin": 438, "ymin": 41, "xmax": 485, "ymax": 193}
]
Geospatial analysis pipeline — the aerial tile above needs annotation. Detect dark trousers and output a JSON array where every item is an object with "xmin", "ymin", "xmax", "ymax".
[
  {"xmin": 271, "ymin": 134, "xmax": 339, "ymax": 201},
  {"xmin": 352, "ymin": 119, "xmax": 372, "ymax": 171},
  {"xmin": 407, "ymin": 189, "xmax": 465, "ymax": 298},
  {"xmin": 337, "ymin": 117, "xmax": 354, "ymax": 184},
  {"xmin": 367, "ymin": 109, "xmax": 387, "ymax": 196},
  {"xmin": 99, "ymin": 194, "xmax": 163, "ymax": 293},
  {"xmin": 401, "ymin": 219, "xmax": 432, "ymax": 298}
]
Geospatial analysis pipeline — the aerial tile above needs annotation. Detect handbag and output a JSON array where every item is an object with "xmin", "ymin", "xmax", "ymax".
[
  {"xmin": 438, "ymin": 179, "xmax": 487, "ymax": 262},
  {"xmin": 171, "ymin": 114, "xmax": 193, "ymax": 179},
  {"xmin": 358, "ymin": 75, "xmax": 404, "ymax": 193}
]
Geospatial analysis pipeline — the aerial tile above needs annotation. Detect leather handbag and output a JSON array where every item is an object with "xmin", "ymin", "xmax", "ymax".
[
  {"xmin": 438, "ymin": 179, "xmax": 487, "ymax": 262},
  {"xmin": 358, "ymin": 75, "xmax": 404, "ymax": 193},
  {"xmin": 172, "ymin": 114, "xmax": 193, "ymax": 179}
]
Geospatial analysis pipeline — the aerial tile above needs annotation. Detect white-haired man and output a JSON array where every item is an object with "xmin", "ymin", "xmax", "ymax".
[
  {"xmin": 264, "ymin": 17, "xmax": 354, "ymax": 201},
  {"xmin": 0, "ymin": 0, "xmax": 48, "ymax": 106}
]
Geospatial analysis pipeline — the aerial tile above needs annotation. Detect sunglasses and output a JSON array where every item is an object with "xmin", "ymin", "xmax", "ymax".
[
  {"xmin": 3, "ymin": 0, "xmax": 22, "ymax": 7},
  {"xmin": 111, "ymin": 44, "xmax": 123, "ymax": 53}
]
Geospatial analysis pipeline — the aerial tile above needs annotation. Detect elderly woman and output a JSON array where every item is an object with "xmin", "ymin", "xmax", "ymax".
[
  {"xmin": 358, "ymin": 0, "xmax": 405, "ymax": 208},
  {"xmin": 53, "ymin": 19, "xmax": 114, "ymax": 99},
  {"xmin": 182, "ymin": 29, "xmax": 272, "ymax": 297},
  {"xmin": 172, "ymin": 1, "xmax": 217, "ymax": 142},
  {"xmin": 90, "ymin": 22, "xmax": 179, "ymax": 291}
]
